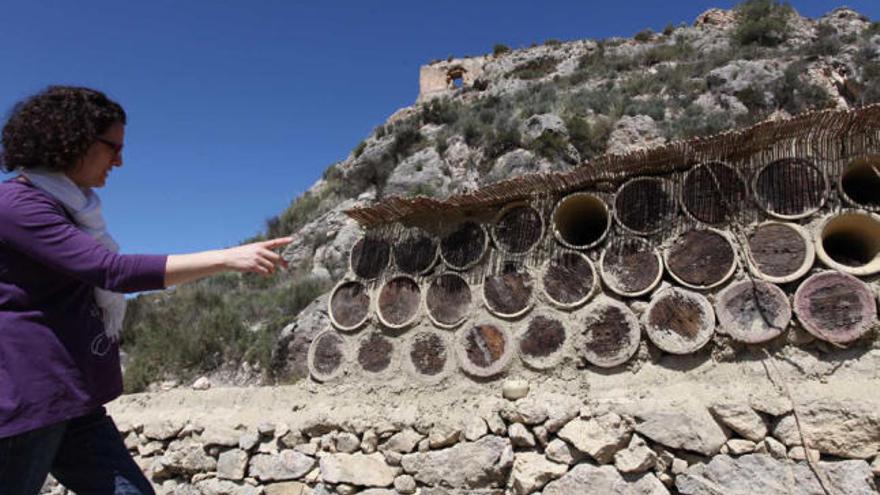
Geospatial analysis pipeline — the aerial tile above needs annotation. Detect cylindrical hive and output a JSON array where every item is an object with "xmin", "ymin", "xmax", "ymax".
[
  {"xmin": 814, "ymin": 212, "xmax": 880, "ymax": 276},
  {"xmin": 715, "ymin": 280, "xmax": 791, "ymax": 344},
  {"xmin": 752, "ymin": 158, "xmax": 826, "ymax": 219},
  {"xmin": 745, "ymin": 222, "xmax": 814, "ymax": 283},
  {"xmin": 440, "ymin": 220, "xmax": 488, "ymax": 270},
  {"xmin": 551, "ymin": 193, "xmax": 611, "ymax": 249},
  {"xmin": 578, "ymin": 298, "xmax": 641, "ymax": 368},
  {"xmin": 425, "ymin": 272, "xmax": 472, "ymax": 328},
  {"xmin": 376, "ymin": 275, "xmax": 422, "ymax": 329},
  {"xmin": 328, "ymin": 280, "xmax": 371, "ymax": 331},
  {"xmin": 643, "ymin": 287, "xmax": 715, "ymax": 354},
  {"xmin": 308, "ymin": 330, "xmax": 348, "ymax": 382},
  {"xmin": 404, "ymin": 330, "xmax": 455, "ymax": 382},
  {"xmin": 482, "ymin": 263, "xmax": 533, "ymax": 319},
  {"xmin": 349, "ymin": 236, "xmax": 391, "ymax": 280},
  {"xmin": 794, "ymin": 271, "xmax": 877, "ymax": 344},
  {"xmin": 681, "ymin": 162, "xmax": 746, "ymax": 225},
  {"xmin": 393, "ymin": 229, "xmax": 438, "ymax": 275},
  {"xmin": 614, "ymin": 177, "xmax": 676, "ymax": 235},
  {"xmin": 356, "ymin": 331, "xmax": 397, "ymax": 375},
  {"xmin": 517, "ymin": 311, "xmax": 568, "ymax": 370},
  {"xmin": 665, "ymin": 229, "xmax": 737, "ymax": 289},
  {"xmin": 491, "ymin": 202, "xmax": 544, "ymax": 255},
  {"xmin": 839, "ymin": 155, "xmax": 880, "ymax": 211},
  {"xmin": 600, "ymin": 237, "xmax": 663, "ymax": 297},
  {"xmin": 540, "ymin": 251, "xmax": 597, "ymax": 309},
  {"xmin": 456, "ymin": 322, "xmax": 514, "ymax": 378}
]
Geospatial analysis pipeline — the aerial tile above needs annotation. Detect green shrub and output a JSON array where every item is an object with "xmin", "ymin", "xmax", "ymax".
[
  {"xmin": 390, "ymin": 123, "xmax": 423, "ymax": 159},
  {"xmin": 772, "ymin": 62, "xmax": 831, "ymax": 114},
  {"xmin": 493, "ymin": 44, "xmax": 511, "ymax": 56},
  {"xmin": 732, "ymin": 0, "xmax": 794, "ymax": 47},
  {"xmin": 625, "ymin": 98, "xmax": 666, "ymax": 121},
  {"xmin": 472, "ymin": 79, "xmax": 489, "ymax": 91},
  {"xmin": 634, "ymin": 29, "xmax": 654, "ymax": 43},
  {"xmin": 421, "ymin": 98, "xmax": 460, "ymax": 125},
  {"xmin": 484, "ymin": 123, "xmax": 522, "ymax": 160},
  {"xmin": 565, "ymin": 116, "xmax": 612, "ymax": 160},
  {"xmin": 435, "ymin": 135, "xmax": 449, "ymax": 156},
  {"xmin": 122, "ymin": 276, "xmax": 330, "ymax": 392},
  {"xmin": 375, "ymin": 124, "xmax": 387, "ymax": 139},
  {"xmin": 508, "ymin": 56, "xmax": 560, "ymax": 80},
  {"xmin": 353, "ymin": 140, "xmax": 367, "ymax": 158},
  {"xmin": 734, "ymin": 86, "xmax": 771, "ymax": 114},
  {"xmin": 528, "ymin": 131, "xmax": 572, "ymax": 163},
  {"xmin": 804, "ymin": 23, "xmax": 842, "ymax": 57},
  {"xmin": 859, "ymin": 61, "xmax": 880, "ymax": 105},
  {"xmin": 663, "ymin": 23, "xmax": 676, "ymax": 36},
  {"xmin": 544, "ymin": 39, "xmax": 562, "ymax": 47},
  {"xmin": 863, "ymin": 22, "xmax": 880, "ymax": 38},
  {"xmin": 664, "ymin": 104, "xmax": 731, "ymax": 140}
]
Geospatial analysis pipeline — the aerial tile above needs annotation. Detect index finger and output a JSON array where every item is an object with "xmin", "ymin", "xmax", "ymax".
[{"xmin": 261, "ymin": 236, "xmax": 294, "ymax": 249}]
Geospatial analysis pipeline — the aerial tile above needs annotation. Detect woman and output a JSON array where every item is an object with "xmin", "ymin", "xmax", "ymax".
[{"xmin": 0, "ymin": 86, "xmax": 291, "ymax": 494}]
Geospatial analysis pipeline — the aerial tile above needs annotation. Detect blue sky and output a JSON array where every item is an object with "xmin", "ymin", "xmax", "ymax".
[{"xmin": 1, "ymin": 1, "xmax": 877, "ymax": 255}]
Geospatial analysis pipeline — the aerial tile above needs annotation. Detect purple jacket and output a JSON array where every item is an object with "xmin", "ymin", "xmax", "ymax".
[{"xmin": 0, "ymin": 179, "xmax": 167, "ymax": 438}]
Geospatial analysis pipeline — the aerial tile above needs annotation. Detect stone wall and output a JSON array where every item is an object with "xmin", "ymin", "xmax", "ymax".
[{"xmin": 46, "ymin": 386, "xmax": 880, "ymax": 494}]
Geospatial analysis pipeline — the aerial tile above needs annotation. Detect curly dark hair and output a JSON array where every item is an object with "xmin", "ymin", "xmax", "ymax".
[{"xmin": 1, "ymin": 86, "xmax": 126, "ymax": 173}]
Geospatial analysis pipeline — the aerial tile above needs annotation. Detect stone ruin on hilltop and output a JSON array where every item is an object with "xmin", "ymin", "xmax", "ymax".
[{"xmin": 305, "ymin": 105, "xmax": 880, "ymax": 384}]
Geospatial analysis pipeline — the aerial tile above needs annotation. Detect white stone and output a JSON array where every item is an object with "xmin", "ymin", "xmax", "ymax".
[
  {"xmin": 635, "ymin": 408, "xmax": 727, "ymax": 456},
  {"xmin": 510, "ymin": 452, "xmax": 568, "ymax": 495},
  {"xmin": 726, "ymin": 439, "xmax": 756, "ymax": 455},
  {"xmin": 379, "ymin": 428, "xmax": 424, "ymax": 454},
  {"xmin": 428, "ymin": 424, "xmax": 460, "ymax": 449},
  {"xmin": 393, "ymin": 474, "xmax": 417, "ymax": 494},
  {"xmin": 676, "ymin": 454, "xmax": 876, "ymax": 495},
  {"xmin": 502, "ymin": 379, "xmax": 530, "ymax": 400},
  {"xmin": 217, "ymin": 449, "xmax": 249, "ymax": 480},
  {"xmin": 769, "ymin": 400, "xmax": 880, "ymax": 459},
  {"xmin": 463, "ymin": 417, "xmax": 488, "ymax": 441},
  {"xmin": 319, "ymin": 452, "xmax": 397, "ymax": 487},
  {"xmin": 508, "ymin": 423, "xmax": 535, "ymax": 448},
  {"xmin": 400, "ymin": 435, "xmax": 512, "ymax": 489},
  {"xmin": 191, "ymin": 376, "xmax": 211, "ymax": 390},
  {"xmin": 613, "ymin": 435, "xmax": 657, "ymax": 474},
  {"xmin": 360, "ymin": 429, "xmax": 378, "ymax": 454},
  {"xmin": 710, "ymin": 403, "xmax": 767, "ymax": 442},
  {"xmin": 545, "ymin": 439, "xmax": 585, "ymax": 465},
  {"xmin": 543, "ymin": 464, "xmax": 669, "ymax": 495},
  {"xmin": 557, "ymin": 413, "xmax": 632, "ymax": 464},
  {"xmin": 249, "ymin": 451, "xmax": 315, "ymax": 482},
  {"xmin": 334, "ymin": 432, "xmax": 360, "ymax": 454}
]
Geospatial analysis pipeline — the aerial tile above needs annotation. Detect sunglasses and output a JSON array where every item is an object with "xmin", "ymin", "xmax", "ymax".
[{"xmin": 96, "ymin": 137, "xmax": 124, "ymax": 155}]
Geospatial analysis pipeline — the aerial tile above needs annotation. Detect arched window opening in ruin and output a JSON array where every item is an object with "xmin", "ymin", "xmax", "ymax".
[{"xmin": 447, "ymin": 67, "xmax": 466, "ymax": 89}]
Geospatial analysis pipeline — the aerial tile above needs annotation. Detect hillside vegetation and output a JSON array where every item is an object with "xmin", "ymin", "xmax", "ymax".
[{"xmin": 121, "ymin": 1, "xmax": 880, "ymax": 392}]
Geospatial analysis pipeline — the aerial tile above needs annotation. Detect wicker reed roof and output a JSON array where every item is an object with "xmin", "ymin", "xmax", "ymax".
[{"xmin": 346, "ymin": 104, "xmax": 880, "ymax": 228}]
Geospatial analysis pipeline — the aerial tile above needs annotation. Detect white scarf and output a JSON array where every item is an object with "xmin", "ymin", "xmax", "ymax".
[{"xmin": 21, "ymin": 169, "xmax": 126, "ymax": 342}]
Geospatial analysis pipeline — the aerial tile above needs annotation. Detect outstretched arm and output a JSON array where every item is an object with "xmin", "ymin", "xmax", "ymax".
[{"xmin": 164, "ymin": 237, "xmax": 292, "ymax": 287}]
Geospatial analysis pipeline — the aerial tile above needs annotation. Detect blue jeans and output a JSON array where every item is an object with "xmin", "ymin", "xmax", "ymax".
[{"xmin": 0, "ymin": 408, "xmax": 154, "ymax": 495}]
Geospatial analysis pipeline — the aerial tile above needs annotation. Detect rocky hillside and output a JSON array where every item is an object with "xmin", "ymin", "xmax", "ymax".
[{"xmin": 121, "ymin": 2, "xmax": 880, "ymax": 391}]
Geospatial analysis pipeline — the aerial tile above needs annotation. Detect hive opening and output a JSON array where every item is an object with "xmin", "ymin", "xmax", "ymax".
[
  {"xmin": 440, "ymin": 221, "xmax": 487, "ymax": 270},
  {"xmin": 357, "ymin": 333, "xmax": 394, "ymax": 373},
  {"xmin": 350, "ymin": 237, "xmax": 391, "ymax": 279},
  {"xmin": 681, "ymin": 162, "xmax": 746, "ymax": 225},
  {"xmin": 492, "ymin": 203, "xmax": 543, "ymax": 254},
  {"xmin": 377, "ymin": 276, "xmax": 421, "ymax": 328},
  {"xmin": 614, "ymin": 178, "xmax": 676, "ymax": 234},
  {"xmin": 753, "ymin": 158, "xmax": 825, "ymax": 218},
  {"xmin": 816, "ymin": 213, "xmax": 880, "ymax": 275},
  {"xmin": 409, "ymin": 332, "xmax": 448, "ymax": 377},
  {"xmin": 426, "ymin": 273, "xmax": 472, "ymax": 327},
  {"xmin": 552, "ymin": 193, "xmax": 610, "ymax": 249},
  {"xmin": 840, "ymin": 156, "xmax": 880, "ymax": 209}
]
